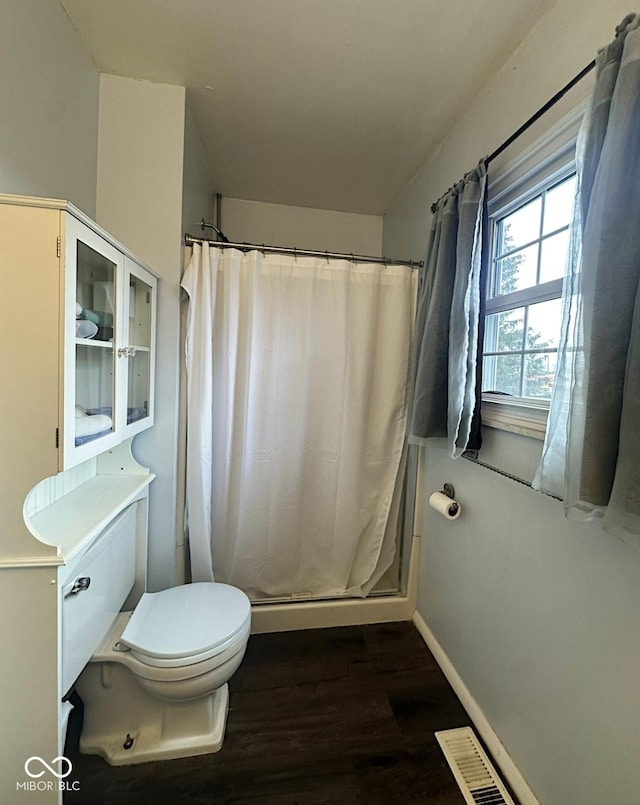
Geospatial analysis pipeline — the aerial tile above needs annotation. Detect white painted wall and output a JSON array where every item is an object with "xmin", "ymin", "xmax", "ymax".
[
  {"xmin": 221, "ymin": 197, "xmax": 383, "ymax": 256},
  {"xmin": 96, "ymin": 74, "xmax": 187, "ymax": 591},
  {"xmin": 383, "ymin": 2, "xmax": 640, "ymax": 804},
  {"xmin": 181, "ymin": 103, "xmax": 215, "ymax": 239},
  {"xmin": 0, "ymin": 0, "xmax": 99, "ymax": 216},
  {"xmin": 178, "ymin": 103, "xmax": 216, "ymax": 582}
]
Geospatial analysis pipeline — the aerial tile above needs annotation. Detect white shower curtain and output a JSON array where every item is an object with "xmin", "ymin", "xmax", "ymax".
[{"xmin": 182, "ymin": 243, "xmax": 417, "ymax": 599}]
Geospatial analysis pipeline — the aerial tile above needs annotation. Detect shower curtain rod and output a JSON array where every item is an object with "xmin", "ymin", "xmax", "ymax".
[{"xmin": 184, "ymin": 234, "xmax": 424, "ymax": 269}]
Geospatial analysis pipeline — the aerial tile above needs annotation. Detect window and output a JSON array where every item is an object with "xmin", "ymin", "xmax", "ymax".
[
  {"xmin": 479, "ymin": 103, "xmax": 585, "ymax": 438},
  {"xmin": 483, "ymin": 172, "xmax": 575, "ymax": 403}
]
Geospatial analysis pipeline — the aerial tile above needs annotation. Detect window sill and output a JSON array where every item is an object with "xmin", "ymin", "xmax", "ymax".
[{"xmin": 481, "ymin": 396, "xmax": 548, "ymax": 441}]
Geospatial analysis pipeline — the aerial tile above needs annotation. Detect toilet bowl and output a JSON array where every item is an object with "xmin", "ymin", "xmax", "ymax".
[{"xmin": 75, "ymin": 582, "xmax": 251, "ymax": 766}]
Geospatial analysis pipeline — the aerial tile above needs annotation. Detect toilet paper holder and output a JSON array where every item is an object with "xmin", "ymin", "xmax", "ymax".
[
  {"xmin": 441, "ymin": 483, "xmax": 455, "ymax": 500},
  {"xmin": 440, "ymin": 483, "xmax": 460, "ymax": 517}
]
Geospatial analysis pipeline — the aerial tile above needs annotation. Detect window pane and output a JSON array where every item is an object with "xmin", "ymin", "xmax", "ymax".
[
  {"xmin": 482, "ymin": 354, "xmax": 497, "ymax": 392},
  {"xmin": 485, "ymin": 171, "xmax": 574, "ymax": 404},
  {"xmin": 483, "ymin": 354, "xmax": 522, "ymax": 396},
  {"xmin": 523, "ymin": 351, "xmax": 557, "ymax": 398},
  {"xmin": 493, "ymin": 244, "xmax": 539, "ymax": 296},
  {"xmin": 484, "ymin": 308, "xmax": 525, "ymax": 353},
  {"xmin": 539, "ymin": 230, "xmax": 570, "ymax": 283},
  {"xmin": 543, "ymin": 175, "xmax": 575, "ymax": 234},
  {"xmin": 526, "ymin": 299, "xmax": 562, "ymax": 350},
  {"xmin": 497, "ymin": 197, "xmax": 542, "ymax": 254}
]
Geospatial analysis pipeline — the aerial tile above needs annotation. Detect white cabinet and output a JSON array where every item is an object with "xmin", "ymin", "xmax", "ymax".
[
  {"xmin": 0, "ymin": 195, "xmax": 157, "ymax": 804},
  {"xmin": 0, "ymin": 194, "xmax": 157, "ymax": 475},
  {"xmin": 64, "ymin": 214, "xmax": 157, "ymax": 468}
]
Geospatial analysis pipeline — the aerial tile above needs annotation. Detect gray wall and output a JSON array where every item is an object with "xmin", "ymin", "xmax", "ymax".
[
  {"xmin": 0, "ymin": 0, "xmax": 99, "ymax": 216},
  {"xmin": 383, "ymin": 1, "xmax": 640, "ymax": 803}
]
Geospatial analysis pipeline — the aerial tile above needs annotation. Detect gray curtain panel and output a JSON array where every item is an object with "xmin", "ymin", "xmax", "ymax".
[
  {"xmin": 410, "ymin": 162, "xmax": 487, "ymax": 457},
  {"xmin": 534, "ymin": 13, "xmax": 640, "ymax": 548}
]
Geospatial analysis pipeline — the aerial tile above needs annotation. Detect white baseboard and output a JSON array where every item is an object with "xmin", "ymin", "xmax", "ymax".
[{"xmin": 412, "ymin": 610, "xmax": 540, "ymax": 805}]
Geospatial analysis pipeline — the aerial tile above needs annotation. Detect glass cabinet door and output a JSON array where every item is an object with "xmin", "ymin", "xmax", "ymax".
[
  {"xmin": 62, "ymin": 214, "xmax": 156, "ymax": 470},
  {"xmin": 63, "ymin": 214, "xmax": 125, "ymax": 469},
  {"xmin": 123, "ymin": 260, "xmax": 156, "ymax": 429},
  {"xmin": 73, "ymin": 239, "xmax": 119, "ymax": 449}
]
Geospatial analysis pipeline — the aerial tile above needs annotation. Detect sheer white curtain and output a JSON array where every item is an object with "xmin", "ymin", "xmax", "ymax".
[
  {"xmin": 534, "ymin": 13, "xmax": 640, "ymax": 549},
  {"xmin": 181, "ymin": 243, "xmax": 417, "ymax": 598}
]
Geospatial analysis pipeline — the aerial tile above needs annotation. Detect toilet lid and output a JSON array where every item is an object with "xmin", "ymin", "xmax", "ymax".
[{"xmin": 120, "ymin": 583, "xmax": 251, "ymax": 663}]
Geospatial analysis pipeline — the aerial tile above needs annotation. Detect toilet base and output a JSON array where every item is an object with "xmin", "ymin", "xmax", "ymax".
[{"xmin": 77, "ymin": 667, "xmax": 229, "ymax": 766}]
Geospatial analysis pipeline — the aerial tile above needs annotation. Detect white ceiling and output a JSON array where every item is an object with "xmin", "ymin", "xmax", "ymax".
[{"xmin": 60, "ymin": 0, "xmax": 555, "ymax": 215}]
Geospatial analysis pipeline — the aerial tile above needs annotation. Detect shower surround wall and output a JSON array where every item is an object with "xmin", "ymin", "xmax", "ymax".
[{"xmin": 383, "ymin": 1, "xmax": 640, "ymax": 803}]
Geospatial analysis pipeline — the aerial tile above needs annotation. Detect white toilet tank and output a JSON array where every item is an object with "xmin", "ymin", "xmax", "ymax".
[{"xmin": 60, "ymin": 504, "xmax": 137, "ymax": 695}]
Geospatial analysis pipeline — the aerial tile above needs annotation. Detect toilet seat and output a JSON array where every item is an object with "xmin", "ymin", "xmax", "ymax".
[
  {"xmin": 120, "ymin": 582, "xmax": 251, "ymax": 669},
  {"xmin": 113, "ymin": 617, "xmax": 251, "ymax": 683}
]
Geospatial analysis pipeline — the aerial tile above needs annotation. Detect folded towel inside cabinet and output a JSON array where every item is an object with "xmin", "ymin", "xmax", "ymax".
[
  {"xmin": 75, "ymin": 409, "xmax": 113, "ymax": 438},
  {"xmin": 75, "ymin": 429, "xmax": 111, "ymax": 447},
  {"xmin": 76, "ymin": 320, "xmax": 98, "ymax": 339}
]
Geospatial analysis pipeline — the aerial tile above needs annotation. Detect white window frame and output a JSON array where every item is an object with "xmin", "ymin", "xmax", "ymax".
[{"xmin": 481, "ymin": 102, "xmax": 585, "ymax": 439}]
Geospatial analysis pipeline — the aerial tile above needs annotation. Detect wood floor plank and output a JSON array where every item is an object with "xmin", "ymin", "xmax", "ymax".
[{"xmin": 64, "ymin": 622, "xmax": 480, "ymax": 804}]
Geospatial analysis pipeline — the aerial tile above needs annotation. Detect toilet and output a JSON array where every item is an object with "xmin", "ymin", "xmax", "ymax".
[{"xmin": 75, "ymin": 581, "xmax": 251, "ymax": 766}]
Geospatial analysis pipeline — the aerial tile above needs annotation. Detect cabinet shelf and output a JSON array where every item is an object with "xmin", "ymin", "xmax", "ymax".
[{"xmin": 75, "ymin": 337, "xmax": 113, "ymax": 348}]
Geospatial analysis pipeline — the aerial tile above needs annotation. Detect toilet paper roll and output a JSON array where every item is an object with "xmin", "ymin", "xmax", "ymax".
[{"xmin": 429, "ymin": 491, "xmax": 461, "ymax": 520}]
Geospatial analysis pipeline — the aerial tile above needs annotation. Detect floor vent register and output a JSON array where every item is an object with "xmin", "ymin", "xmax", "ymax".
[{"xmin": 435, "ymin": 727, "xmax": 515, "ymax": 805}]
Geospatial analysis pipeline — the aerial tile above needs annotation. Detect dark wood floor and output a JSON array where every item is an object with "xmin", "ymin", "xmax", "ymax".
[{"xmin": 64, "ymin": 621, "xmax": 478, "ymax": 804}]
